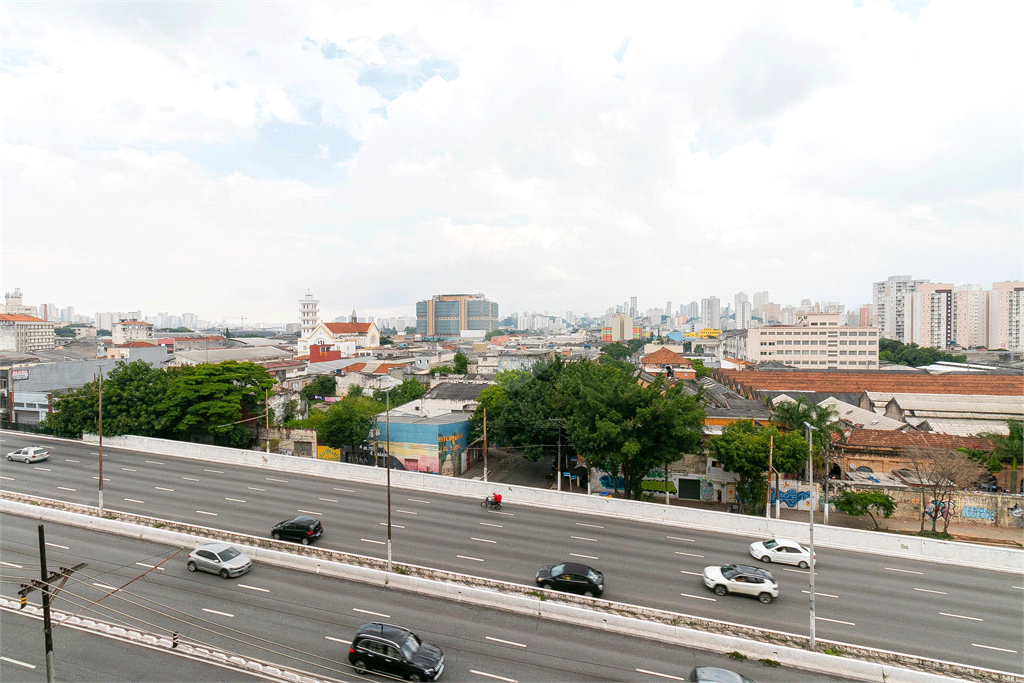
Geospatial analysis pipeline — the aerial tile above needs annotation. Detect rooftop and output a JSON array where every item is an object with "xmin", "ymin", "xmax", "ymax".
[
  {"xmin": 324, "ymin": 322, "xmax": 374, "ymax": 335},
  {"xmin": 839, "ymin": 429, "xmax": 993, "ymax": 453},
  {"xmin": 641, "ymin": 347, "xmax": 692, "ymax": 366},
  {"xmin": 423, "ymin": 382, "xmax": 489, "ymax": 401},
  {"xmin": 719, "ymin": 369, "xmax": 1024, "ymax": 397}
]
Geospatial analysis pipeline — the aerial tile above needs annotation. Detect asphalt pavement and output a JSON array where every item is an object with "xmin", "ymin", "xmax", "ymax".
[
  {"xmin": 1, "ymin": 431, "xmax": 1022, "ymax": 674},
  {"xmin": 0, "ymin": 512, "xmax": 860, "ymax": 683}
]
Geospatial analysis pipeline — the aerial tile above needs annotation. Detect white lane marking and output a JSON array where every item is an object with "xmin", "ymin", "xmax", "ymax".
[
  {"xmin": 58, "ymin": 486, "xmax": 76, "ymax": 491},
  {"xmin": 782, "ymin": 568, "xmax": 818, "ymax": 575},
  {"xmin": 940, "ymin": 612, "xmax": 983, "ymax": 622},
  {"xmin": 479, "ymin": 522, "xmax": 503, "ymax": 528},
  {"xmin": 361, "ymin": 539, "xmax": 385, "ymax": 545},
  {"xmin": 205, "ymin": 469, "xmax": 225, "ymax": 474},
  {"xmin": 0, "ymin": 656, "xmax": 36, "ymax": 669},
  {"xmin": 0, "ymin": 561, "xmax": 25, "ymax": 568},
  {"xmin": 571, "ymin": 536, "xmax": 598, "ymax": 542},
  {"xmin": 155, "ymin": 487, "xmax": 174, "ymax": 492},
  {"xmin": 123, "ymin": 498, "xmax": 145, "ymax": 504},
  {"xmin": 396, "ymin": 509, "xmax": 418, "ymax": 515},
  {"xmin": 680, "ymin": 570, "xmax": 703, "ymax": 576},
  {"xmin": 266, "ymin": 477, "xmax": 288, "ymax": 483},
  {"xmin": 135, "ymin": 563, "xmax": 164, "ymax": 571},
  {"xmin": 472, "ymin": 537, "xmax": 497, "ymax": 544},
  {"xmin": 182, "ymin": 477, "xmax": 199, "ymax": 482},
  {"xmin": 379, "ymin": 523, "xmax": 406, "ymax": 529},
  {"xmin": 667, "ymin": 536, "xmax": 695, "ymax": 542},
  {"xmin": 238, "ymin": 584, "xmax": 269, "ymax": 593},
  {"xmin": 913, "ymin": 588, "xmax": 947, "ymax": 595},
  {"xmin": 325, "ymin": 636, "xmax": 351, "ymax": 644},
  {"xmin": 489, "ymin": 510, "xmax": 514, "ymax": 516},
  {"xmin": 0, "ymin": 476, "xmax": 14, "ymax": 481},
  {"xmin": 195, "ymin": 510, "xmax": 217, "ymax": 516},
  {"xmin": 248, "ymin": 486, "xmax": 265, "ymax": 491},
  {"xmin": 457, "ymin": 555, "xmax": 485, "ymax": 562},
  {"xmin": 225, "ymin": 498, "xmax": 247, "ymax": 503},
  {"xmin": 407, "ymin": 497, "xmax": 430, "ymax": 503},
  {"xmin": 569, "ymin": 553, "xmax": 599, "ymax": 560},
  {"xmin": 202, "ymin": 608, "xmax": 234, "ymax": 618},
  {"xmin": 674, "ymin": 551, "xmax": 704, "ymax": 558},
  {"xmin": 318, "ymin": 498, "xmax": 338, "ymax": 503},
  {"xmin": 486, "ymin": 636, "xmax": 527, "ymax": 648},
  {"xmin": 34, "ymin": 467, "xmax": 52, "ymax": 471},
  {"xmin": 575, "ymin": 522, "xmax": 604, "ymax": 529},
  {"xmin": 90, "ymin": 452, "xmax": 99, "ymax": 455},
  {"xmin": 334, "ymin": 487, "xmax": 355, "ymax": 493},
  {"xmin": 121, "ymin": 467, "xmax": 137, "ymax": 472},
  {"xmin": 65, "ymin": 459, "xmax": 80, "ymax": 463},
  {"xmin": 145, "ymin": 460, "xmax": 163, "ymax": 465},
  {"xmin": 885, "ymin": 567, "xmax": 924, "ymax": 575},
  {"xmin": 1013, "ymin": 586, "xmax": 1024, "ymax": 591},
  {"xmin": 297, "ymin": 509, "xmax": 321, "ymax": 516},
  {"xmin": 972, "ymin": 643, "xmax": 1017, "ymax": 654},
  {"xmin": 470, "ymin": 670, "xmax": 517, "ymax": 682},
  {"xmin": 815, "ymin": 616, "xmax": 855, "ymax": 626},
  {"xmin": 636, "ymin": 668, "xmax": 687, "ymax": 681},
  {"xmin": 802, "ymin": 590, "xmax": 839, "ymax": 599},
  {"xmin": 353, "ymin": 608, "xmax": 390, "ymax": 618},
  {"xmin": 92, "ymin": 583, "xmax": 116, "ymax": 591},
  {"xmin": 92, "ymin": 477, "xmax": 111, "ymax": 481},
  {"xmin": 680, "ymin": 593, "xmax": 716, "ymax": 602},
  {"xmin": 45, "ymin": 543, "xmax": 69, "ymax": 550}
]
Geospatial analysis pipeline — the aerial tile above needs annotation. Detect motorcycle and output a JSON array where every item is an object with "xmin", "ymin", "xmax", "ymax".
[{"xmin": 480, "ymin": 494, "xmax": 502, "ymax": 510}]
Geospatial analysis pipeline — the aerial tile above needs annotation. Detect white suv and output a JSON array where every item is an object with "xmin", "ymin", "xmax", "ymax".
[
  {"xmin": 6, "ymin": 447, "xmax": 50, "ymax": 463},
  {"xmin": 703, "ymin": 564, "xmax": 779, "ymax": 603}
]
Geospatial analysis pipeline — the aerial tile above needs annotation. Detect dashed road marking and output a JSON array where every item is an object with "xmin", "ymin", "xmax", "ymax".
[
  {"xmin": 225, "ymin": 498, "xmax": 246, "ymax": 503},
  {"xmin": 679, "ymin": 570, "xmax": 702, "ymax": 576},
  {"xmin": 1, "ymin": 656, "xmax": 36, "ymax": 669},
  {"xmin": 195, "ymin": 510, "xmax": 217, "ymax": 516},
  {"xmin": 124, "ymin": 498, "xmax": 145, "ymax": 504},
  {"xmin": 472, "ymin": 537, "xmax": 497, "ymax": 543},
  {"xmin": 58, "ymin": 486, "xmax": 76, "ymax": 491},
  {"xmin": 679, "ymin": 593, "xmax": 716, "ymax": 602},
  {"xmin": 489, "ymin": 510, "xmax": 514, "ymax": 516},
  {"xmin": 182, "ymin": 477, "xmax": 199, "ymax": 482},
  {"xmin": 782, "ymin": 568, "xmax": 818, "ymax": 575},
  {"xmin": 318, "ymin": 498, "xmax": 338, "ymax": 503},
  {"xmin": 407, "ymin": 497, "xmax": 430, "ymax": 503},
  {"xmin": 0, "ymin": 561, "xmax": 25, "ymax": 568},
  {"xmin": 940, "ymin": 612, "xmax": 983, "ymax": 622},
  {"xmin": 0, "ymin": 476, "xmax": 14, "ymax": 481},
  {"xmin": 361, "ymin": 539, "xmax": 385, "ymax": 545},
  {"xmin": 121, "ymin": 467, "xmax": 137, "ymax": 472},
  {"xmin": 396, "ymin": 509, "xmax": 418, "ymax": 515},
  {"xmin": 636, "ymin": 668, "xmax": 687, "ymax": 681},
  {"xmin": 569, "ymin": 553, "xmax": 598, "ymax": 560},
  {"xmin": 155, "ymin": 487, "xmax": 174, "ymax": 492},
  {"xmin": 145, "ymin": 460, "xmax": 163, "ymax": 465},
  {"xmin": 457, "ymin": 555, "xmax": 485, "ymax": 562},
  {"xmin": 202, "ymin": 608, "xmax": 234, "ymax": 618},
  {"xmin": 802, "ymin": 590, "xmax": 839, "ymax": 599},
  {"xmin": 479, "ymin": 522, "xmax": 503, "ymax": 528},
  {"xmin": 92, "ymin": 477, "xmax": 111, "ymax": 481},
  {"xmin": 45, "ymin": 543, "xmax": 69, "ymax": 550},
  {"xmin": 34, "ymin": 467, "xmax": 52, "ymax": 471},
  {"xmin": 571, "ymin": 536, "xmax": 597, "ymax": 542},
  {"xmin": 353, "ymin": 608, "xmax": 390, "ymax": 618},
  {"xmin": 575, "ymin": 522, "xmax": 603, "ymax": 529},
  {"xmin": 266, "ymin": 477, "xmax": 288, "ymax": 483},
  {"xmin": 238, "ymin": 584, "xmax": 269, "ymax": 593},
  {"xmin": 470, "ymin": 670, "xmax": 517, "ymax": 682},
  {"xmin": 379, "ymin": 523, "xmax": 405, "ymax": 529},
  {"xmin": 334, "ymin": 487, "xmax": 355, "ymax": 493},
  {"xmin": 92, "ymin": 583, "xmax": 116, "ymax": 591},
  {"xmin": 204, "ymin": 469, "xmax": 224, "ymax": 474},
  {"xmin": 135, "ymin": 563, "xmax": 164, "ymax": 571},
  {"xmin": 913, "ymin": 588, "xmax": 947, "ymax": 595},
  {"xmin": 885, "ymin": 567, "xmax": 924, "ymax": 575},
  {"xmin": 248, "ymin": 486, "xmax": 265, "ymax": 491},
  {"xmin": 297, "ymin": 509, "xmax": 321, "ymax": 516},
  {"xmin": 674, "ymin": 551, "xmax": 704, "ymax": 558},
  {"xmin": 486, "ymin": 636, "xmax": 526, "ymax": 648},
  {"xmin": 325, "ymin": 636, "xmax": 351, "ymax": 644},
  {"xmin": 815, "ymin": 616, "xmax": 855, "ymax": 626},
  {"xmin": 65, "ymin": 459, "xmax": 80, "ymax": 463},
  {"xmin": 972, "ymin": 643, "xmax": 1017, "ymax": 654},
  {"xmin": 666, "ymin": 536, "xmax": 695, "ymax": 542}
]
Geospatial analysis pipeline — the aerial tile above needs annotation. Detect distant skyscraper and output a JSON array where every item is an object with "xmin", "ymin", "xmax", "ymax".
[
  {"xmin": 630, "ymin": 296, "xmax": 637, "ymax": 318},
  {"xmin": 737, "ymin": 301, "xmax": 752, "ymax": 330},
  {"xmin": 700, "ymin": 296, "xmax": 721, "ymax": 328},
  {"xmin": 873, "ymin": 275, "xmax": 931, "ymax": 342},
  {"xmin": 734, "ymin": 293, "xmax": 748, "ymax": 323},
  {"xmin": 752, "ymin": 291, "xmax": 769, "ymax": 311},
  {"xmin": 665, "ymin": 301, "xmax": 671, "ymax": 317}
]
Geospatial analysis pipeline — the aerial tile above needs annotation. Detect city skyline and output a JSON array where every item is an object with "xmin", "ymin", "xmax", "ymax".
[{"xmin": 4, "ymin": 2, "xmax": 1021, "ymax": 323}]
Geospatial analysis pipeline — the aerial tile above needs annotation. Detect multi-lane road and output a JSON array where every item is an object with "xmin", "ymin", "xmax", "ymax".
[
  {"xmin": 1, "ymin": 432, "xmax": 1022, "ymax": 674},
  {"xmin": 0, "ymin": 513, "xmax": 856, "ymax": 683}
]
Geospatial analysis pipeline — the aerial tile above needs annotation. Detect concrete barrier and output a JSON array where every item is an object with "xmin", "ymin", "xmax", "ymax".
[
  {"xmin": 2, "ymin": 492, "xmax": 1018, "ymax": 683},
  {"xmin": 71, "ymin": 432, "xmax": 1024, "ymax": 573}
]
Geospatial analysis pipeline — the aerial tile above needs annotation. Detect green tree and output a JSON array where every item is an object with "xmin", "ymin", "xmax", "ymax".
[
  {"xmin": 284, "ymin": 408, "xmax": 327, "ymax": 430},
  {"xmin": 44, "ymin": 382, "xmax": 101, "ymax": 437},
  {"xmin": 380, "ymin": 335, "xmax": 393, "ymax": 346},
  {"xmin": 160, "ymin": 362, "xmax": 275, "ymax": 448},
  {"xmin": 95, "ymin": 361, "xmax": 173, "ymax": 437},
  {"xmin": 771, "ymin": 397, "xmax": 841, "ymax": 451},
  {"xmin": 453, "ymin": 352, "xmax": 469, "ymax": 374},
  {"xmin": 485, "ymin": 328, "xmax": 509, "ymax": 341},
  {"xmin": 346, "ymin": 384, "xmax": 364, "ymax": 398},
  {"xmin": 54, "ymin": 326, "xmax": 76, "ymax": 338},
  {"xmin": 97, "ymin": 329, "xmax": 112, "ymax": 336},
  {"xmin": 599, "ymin": 342, "xmax": 631, "ymax": 361},
  {"xmin": 690, "ymin": 358, "xmax": 712, "ymax": 378},
  {"xmin": 373, "ymin": 378, "xmax": 426, "ymax": 408},
  {"xmin": 706, "ymin": 421, "xmax": 807, "ymax": 514},
  {"xmin": 478, "ymin": 361, "xmax": 567, "ymax": 461},
  {"xmin": 878, "ymin": 338, "xmax": 967, "ymax": 367},
  {"xmin": 832, "ymin": 489, "xmax": 897, "ymax": 529},
  {"xmin": 556, "ymin": 360, "xmax": 705, "ymax": 500},
  {"xmin": 429, "ymin": 365, "xmax": 455, "ymax": 376},
  {"xmin": 301, "ymin": 375, "xmax": 337, "ymax": 403},
  {"xmin": 317, "ymin": 397, "xmax": 383, "ymax": 449}
]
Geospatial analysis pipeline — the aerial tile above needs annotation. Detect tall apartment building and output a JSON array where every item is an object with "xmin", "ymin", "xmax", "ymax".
[
  {"xmin": 601, "ymin": 313, "xmax": 638, "ymax": 342},
  {"xmin": 873, "ymin": 275, "xmax": 931, "ymax": 342},
  {"xmin": 989, "ymin": 281, "xmax": 1024, "ymax": 350},
  {"xmin": 908, "ymin": 283, "xmax": 954, "ymax": 349},
  {"xmin": 0, "ymin": 314, "xmax": 56, "ymax": 353},
  {"xmin": 300, "ymin": 293, "xmax": 320, "ymax": 337},
  {"xmin": 951, "ymin": 285, "xmax": 988, "ymax": 348},
  {"xmin": 630, "ymin": 296, "xmax": 638, "ymax": 318},
  {"xmin": 700, "ymin": 296, "xmax": 721, "ymax": 328},
  {"xmin": 752, "ymin": 291, "xmax": 769, "ymax": 311},
  {"xmin": 736, "ymin": 301, "xmax": 752, "ymax": 330},
  {"xmin": 416, "ymin": 294, "xmax": 499, "ymax": 338},
  {"xmin": 746, "ymin": 313, "xmax": 879, "ymax": 369}
]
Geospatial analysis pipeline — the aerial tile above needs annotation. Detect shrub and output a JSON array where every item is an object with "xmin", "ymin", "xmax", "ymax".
[
  {"xmin": 760, "ymin": 659, "xmax": 781, "ymax": 668},
  {"xmin": 728, "ymin": 652, "xmax": 747, "ymax": 661}
]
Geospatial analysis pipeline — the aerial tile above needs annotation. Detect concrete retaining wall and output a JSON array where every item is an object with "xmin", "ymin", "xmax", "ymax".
[
  {"xmin": 1, "ymin": 493, "xmax": 1017, "ymax": 683},
  {"xmin": 77, "ymin": 432, "xmax": 1024, "ymax": 573}
]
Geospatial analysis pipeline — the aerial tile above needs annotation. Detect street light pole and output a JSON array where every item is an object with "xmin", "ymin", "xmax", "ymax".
[
  {"xmin": 97, "ymin": 368, "xmax": 104, "ymax": 515},
  {"xmin": 805, "ymin": 421, "xmax": 818, "ymax": 650},
  {"xmin": 385, "ymin": 385, "xmax": 392, "ymax": 573}
]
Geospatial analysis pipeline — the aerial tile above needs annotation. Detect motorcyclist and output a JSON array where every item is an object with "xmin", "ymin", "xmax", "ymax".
[{"xmin": 485, "ymin": 493, "xmax": 502, "ymax": 506}]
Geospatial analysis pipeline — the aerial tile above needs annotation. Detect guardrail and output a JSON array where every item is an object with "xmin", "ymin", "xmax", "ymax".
[
  {"xmin": 69, "ymin": 432, "xmax": 1024, "ymax": 573},
  {"xmin": 1, "ymin": 491, "xmax": 1018, "ymax": 683}
]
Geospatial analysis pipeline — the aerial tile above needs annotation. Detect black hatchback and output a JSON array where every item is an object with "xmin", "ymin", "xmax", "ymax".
[
  {"xmin": 271, "ymin": 515, "xmax": 322, "ymax": 545},
  {"xmin": 348, "ymin": 622, "xmax": 444, "ymax": 681},
  {"xmin": 536, "ymin": 562, "xmax": 604, "ymax": 597}
]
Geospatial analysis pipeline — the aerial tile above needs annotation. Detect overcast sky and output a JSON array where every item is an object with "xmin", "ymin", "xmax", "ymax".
[{"xmin": 3, "ymin": 0, "xmax": 1021, "ymax": 324}]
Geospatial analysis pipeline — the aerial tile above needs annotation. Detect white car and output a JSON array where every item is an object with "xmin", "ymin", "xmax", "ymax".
[
  {"xmin": 749, "ymin": 538, "xmax": 814, "ymax": 568},
  {"xmin": 703, "ymin": 564, "xmax": 779, "ymax": 603},
  {"xmin": 6, "ymin": 447, "xmax": 50, "ymax": 463}
]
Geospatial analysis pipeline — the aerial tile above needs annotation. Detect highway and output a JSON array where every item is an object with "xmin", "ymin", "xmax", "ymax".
[
  {"xmin": 0, "ymin": 512, "xmax": 856, "ymax": 683},
  {"xmin": 1, "ymin": 432, "xmax": 1022, "ymax": 673}
]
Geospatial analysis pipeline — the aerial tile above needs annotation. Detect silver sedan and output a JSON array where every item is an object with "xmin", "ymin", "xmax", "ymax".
[
  {"xmin": 187, "ymin": 543, "xmax": 252, "ymax": 579},
  {"xmin": 6, "ymin": 446, "xmax": 50, "ymax": 463}
]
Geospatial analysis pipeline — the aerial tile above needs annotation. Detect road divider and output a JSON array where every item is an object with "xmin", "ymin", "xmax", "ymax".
[{"xmin": 1, "ymin": 490, "xmax": 1015, "ymax": 683}]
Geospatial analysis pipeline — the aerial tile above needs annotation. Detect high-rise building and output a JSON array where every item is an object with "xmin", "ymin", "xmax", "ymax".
[
  {"xmin": 665, "ymin": 301, "xmax": 672, "ymax": 317},
  {"xmin": 629, "ymin": 297, "xmax": 637, "ymax": 318},
  {"xmin": 734, "ymin": 292, "xmax": 748, "ymax": 315},
  {"xmin": 736, "ymin": 301, "xmax": 752, "ymax": 330},
  {"xmin": 873, "ymin": 275, "xmax": 931, "ymax": 342},
  {"xmin": 907, "ymin": 283, "xmax": 954, "ymax": 349},
  {"xmin": 688, "ymin": 301, "xmax": 699, "ymax": 319},
  {"xmin": 752, "ymin": 291, "xmax": 769, "ymax": 311},
  {"xmin": 416, "ymin": 294, "xmax": 499, "ymax": 338},
  {"xmin": 2, "ymin": 289, "xmax": 37, "ymax": 316},
  {"xmin": 763, "ymin": 302, "xmax": 782, "ymax": 323},
  {"xmin": 989, "ymin": 281, "xmax": 1024, "ymax": 351},
  {"xmin": 951, "ymin": 285, "xmax": 987, "ymax": 348},
  {"xmin": 700, "ymin": 296, "xmax": 721, "ymax": 328},
  {"xmin": 182, "ymin": 312, "xmax": 199, "ymax": 329},
  {"xmin": 300, "ymin": 293, "xmax": 320, "ymax": 337},
  {"xmin": 601, "ymin": 313, "xmax": 637, "ymax": 342}
]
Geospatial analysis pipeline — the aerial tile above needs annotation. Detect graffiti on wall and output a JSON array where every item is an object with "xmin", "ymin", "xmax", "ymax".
[
  {"xmin": 1009, "ymin": 504, "xmax": 1024, "ymax": 528},
  {"xmin": 771, "ymin": 489, "xmax": 810, "ymax": 508},
  {"xmin": 960, "ymin": 505, "xmax": 995, "ymax": 521},
  {"xmin": 599, "ymin": 474, "xmax": 626, "ymax": 490},
  {"xmin": 924, "ymin": 500, "xmax": 955, "ymax": 523},
  {"xmin": 699, "ymin": 477, "xmax": 714, "ymax": 502}
]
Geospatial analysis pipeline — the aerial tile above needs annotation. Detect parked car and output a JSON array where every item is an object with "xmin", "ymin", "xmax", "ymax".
[
  {"xmin": 703, "ymin": 564, "xmax": 778, "ymax": 603},
  {"xmin": 748, "ymin": 538, "xmax": 814, "ymax": 568},
  {"xmin": 348, "ymin": 622, "xmax": 444, "ymax": 681},
  {"xmin": 689, "ymin": 666, "xmax": 756, "ymax": 683},
  {"xmin": 271, "ymin": 515, "xmax": 322, "ymax": 545},
  {"xmin": 187, "ymin": 543, "xmax": 252, "ymax": 578},
  {"xmin": 535, "ymin": 562, "xmax": 604, "ymax": 597},
  {"xmin": 6, "ymin": 446, "xmax": 49, "ymax": 463}
]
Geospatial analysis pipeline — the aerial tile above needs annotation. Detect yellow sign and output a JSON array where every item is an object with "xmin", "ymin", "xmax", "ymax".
[{"xmin": 317, "ymin": 446, "xmax": 341, "ymax": 461}]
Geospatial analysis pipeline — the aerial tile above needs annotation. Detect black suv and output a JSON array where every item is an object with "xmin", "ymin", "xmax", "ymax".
[
  {"xmin": 536, "ymin": 562, "xmax": 604, "ymax": 597},
  {"xmin": 271, "ymin": 515, "xmax": 322, "ymax": 545},
  {"xmin": 348, "ymin": 622, "xmax": 444, "ymax": 681}
]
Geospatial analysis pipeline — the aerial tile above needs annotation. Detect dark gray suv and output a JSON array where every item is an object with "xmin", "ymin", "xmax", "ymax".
[
  {"xmin": 271, "ymin": 515, "xmax": 322, "ymax": 545},
  {"xmin": 348, "ymin": 622, "xmax": 444, "ymax": 681}
]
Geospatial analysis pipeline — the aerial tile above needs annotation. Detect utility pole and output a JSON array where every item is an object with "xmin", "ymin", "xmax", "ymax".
[
  {"xmin": 766, "ymin": 434, "xmax": 773, "ymax": 520},
  {"xmin": 805, "ymin": 422, "xmax": 818, "ymax": 650},
  {"xmin": 556, "ymin": 425, "xmax": 562, "ymax": 492},
  {"xmin": 482, "ymin": 408, "xmax": 488, "ymax": 483},
  {"xmin": 97, "ymin": 370, "xmax": 104, "ymax": 514},
  {"xmin": 823, "ymin": 440, "xmax": 830, "ymax": 526},
  {"xmin": 383, "ymin": 385, "xmax": 393, "ymax": 572},
  {"xmin": 265, "ymin": 389, "xmax": 270, "ymax": 454}
]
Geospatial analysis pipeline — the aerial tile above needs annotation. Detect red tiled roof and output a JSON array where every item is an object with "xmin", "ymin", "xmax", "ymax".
[
  {"xmin": 723, "ymin": 357, "xmax": 755, "ymax": 366},
  {"xmin": 345, "ymin": 363, "xmax": 367, "ymax": 373},
  {"xmin": 0, "ymin": 314, "xmax": 47, "ymax": 322},
  {"xmin": 324, "ymin": 322, "xmax": 373, "ymax": 334},
  {"xmin": 718, "ymin": 369, "xmax": 1023, "ymax": 397},
  {"xmin": 372, "ymin": 362, "xmax": 413, "ymax": 374},
  {"xmin": 841, "ymin": 430, "xmax": 993, "ymax": 453},
  {"xmin": 121, "ymin": 341, "xmax": 157, "ymax": 348},
  {"xmin": 116, "ymin": 320, "xmax": 152, "ymax": 326},
  {"xmin": 641, "ymin": 347, "xmax": 691, "ymax": 365}
]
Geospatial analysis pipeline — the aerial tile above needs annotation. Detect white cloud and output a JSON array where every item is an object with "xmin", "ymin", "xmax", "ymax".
[{"xmin": 2, "ymin": 0, "xmax": 1021, "ymax": 322}]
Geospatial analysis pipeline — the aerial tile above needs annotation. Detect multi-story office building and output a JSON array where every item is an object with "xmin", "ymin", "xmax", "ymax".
[
  {"xmin": 630, "ymin": 296, "xmax": 637, "ymax": 318},
  {"xmin": 746, "ymin": 313, "xmax": 879, "ymax": 369},
  {"xmin": 601, "ymin": 313, "xmax": 639, "ymax": 342},
  {"xmin": 0, "ymin": 314, "xmax": 56, "ymax": 353},
  {"xmin": 2, "ymin": 289, "xmax": 37, "ymax": 316},
  {"xmin": 416, "ymin": 294, "xmax": 499, "ymax": 338},
  {"xmin": 752, "ymin": 291, "xmax": 769, "ymax": 311}
]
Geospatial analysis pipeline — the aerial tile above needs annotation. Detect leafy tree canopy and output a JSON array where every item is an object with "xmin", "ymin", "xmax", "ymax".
[
  {"xmin": 706, "ymin": 421, "xmax": 807, "ymax": 514},
  {"xmin": 832, "ymin": 489, "xmax": 897, "ymax": 529},
  {"xmin": 54, "ymin": 326, "xmax": 77, "ymax": 338},
  {"xmin": 373, "ymin": 378, "xmax": 426, "ymax": 408},
  {"xmin": 317, "ymin": 396, "xmax": 383, "ymax": 449},
  {"xmin": 453, "ymin": 352, "xmax": 469, "ymax": 374},
  {"xmin": 690, "ymin": 358, "xmax": 711, "ymax": 378},
  {"xmin": 879, "ymin": 338, "xmax": 967, "ymax": 367},
  {"xmin": 599, "ymin": 342, "xmax": 632, "ymax": 360},
  {"xmin": 771, "ymin": 397, "xmax": 842, "ymax": 451},
  {"xmin": 301, "ymin": 375, "xmax": 337, "ymax": 403}
]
